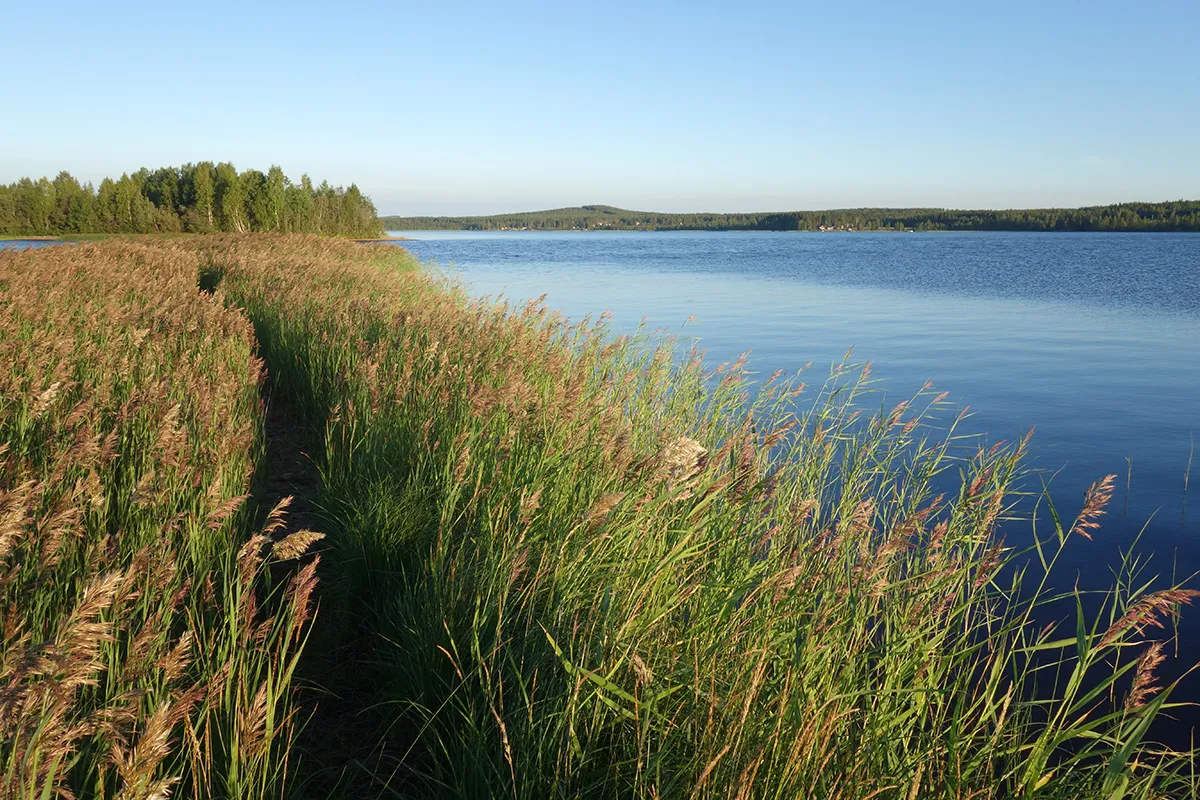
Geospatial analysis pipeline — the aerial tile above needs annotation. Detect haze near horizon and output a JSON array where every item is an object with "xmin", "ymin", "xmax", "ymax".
[{"xmin": 1, "ymin": 0, "xmax": 1197, "ymax": 216}]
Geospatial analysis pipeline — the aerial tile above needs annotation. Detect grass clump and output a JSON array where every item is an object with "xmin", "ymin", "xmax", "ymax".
[{"xmin": 5, "ymin": 235, "xmax": 1197, "ymax": 799}]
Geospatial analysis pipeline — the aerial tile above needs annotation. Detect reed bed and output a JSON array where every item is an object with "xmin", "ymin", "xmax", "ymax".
[
  {"xmin": 196, "ymin": 235, "xmax": 1199, "ymax": 798},
  {"xmin": 0, "ymin": 241, "xmax": 321, "ymax": 799},
  {"xmin": 5, "ymin": 235, "xmax": 1197, "ymax": 799}
]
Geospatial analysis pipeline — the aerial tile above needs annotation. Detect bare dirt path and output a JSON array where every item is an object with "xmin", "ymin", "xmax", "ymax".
[
  {"xmin": 258, "ymin": 378, "xmax": 324, "ymax": 537},
  {"xmin": 255, "ymin": 377, "xmax": 404, "ymax": 797}
]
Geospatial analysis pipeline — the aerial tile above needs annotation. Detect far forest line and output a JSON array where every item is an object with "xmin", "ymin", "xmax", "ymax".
[
  {"xmin": 380, "ymin": 201, "xmax": 1200, "ymax": 233},
  {"xmin": 1, "ymin": 163, "xmax": 380, "ymax": 238}
]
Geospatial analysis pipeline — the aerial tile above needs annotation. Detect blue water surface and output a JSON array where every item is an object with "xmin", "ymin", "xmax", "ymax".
[{"xmin": 0, "ymin": 239, "xmax": 66, "ymax": 251}]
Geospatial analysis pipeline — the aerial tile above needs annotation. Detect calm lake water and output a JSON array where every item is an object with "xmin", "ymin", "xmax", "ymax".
[
  {"xmin": 388, "ymin": 230, "xmax": 1200, "ymax": 614},
  {"xmin": 0, "ymin": 239, "xmax": 67, "ymax": 251}
]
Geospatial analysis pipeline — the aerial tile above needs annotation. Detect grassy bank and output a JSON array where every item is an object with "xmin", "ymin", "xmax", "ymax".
[{"xmin": 4, "ymin": 235, "xmax": 1197, "ymax": 798}]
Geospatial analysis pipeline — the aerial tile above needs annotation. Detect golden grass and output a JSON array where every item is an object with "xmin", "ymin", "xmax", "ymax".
[{"xmin": 0, "ymin": 240, "xmax": 319, "ymax": 799}]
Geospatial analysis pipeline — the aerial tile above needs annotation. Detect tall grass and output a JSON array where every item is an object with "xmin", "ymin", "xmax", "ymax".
[
  {"xmin": 191, "ymin": 235, "xmax": 1199, "ymax": 798},
  {"xmin": 0, "ymin": 241, "xmax": 321, "ymax": 799},
  {"xmin": 5, "ymin": 235, "xmax": 1196, "ymax": 798}
]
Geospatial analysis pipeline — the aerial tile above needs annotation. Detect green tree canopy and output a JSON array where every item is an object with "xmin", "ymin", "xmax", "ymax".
[{"xmin": 0, "ymin": 163, "xmax": 380, "ymax": 237}]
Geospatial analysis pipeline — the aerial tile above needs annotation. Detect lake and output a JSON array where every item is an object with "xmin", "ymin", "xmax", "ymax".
[
  {"xmin": 387, "ymin": 229, "xmax": 1200, "ymax": 612},
  {"xmin": 0, "ymin": 239, "xmax": 68, "ymax": 251}
]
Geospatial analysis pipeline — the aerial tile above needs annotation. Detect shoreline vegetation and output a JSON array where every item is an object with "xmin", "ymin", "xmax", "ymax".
[
  {"xmin": 4, "ymin": 234, "xmax": 1199, "ymax": 798},
  {"xmin": 0, "ymin": 163, "xmax": 380, "ymax": 238},
  {"xmin": 0, "ymin": 233, "xmax": 412, "ymax": 243},
  {"xmin": 380, "ymin": 200, "xmax": 1200, "ymax": 232}
]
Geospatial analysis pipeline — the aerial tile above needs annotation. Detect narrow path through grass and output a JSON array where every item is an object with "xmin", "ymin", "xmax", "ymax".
[
  {"xmin": 251, "ymin": 375, "xmax": 402, "ymax": 798},
  {"xmin": 256, "ymin": 380, "xmax": 323, "ymax": 541}
]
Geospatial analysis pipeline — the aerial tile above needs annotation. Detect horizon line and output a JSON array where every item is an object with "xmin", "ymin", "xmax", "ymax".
[{"xmin": 378, "ymin": 198, "xmax": 1200, "ymax": 218}]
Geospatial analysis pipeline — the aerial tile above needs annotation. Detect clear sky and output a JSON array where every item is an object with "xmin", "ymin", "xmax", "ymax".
[{"xmin": 1, "ymin": 0, "xmax": 1197, "ymax": 215}]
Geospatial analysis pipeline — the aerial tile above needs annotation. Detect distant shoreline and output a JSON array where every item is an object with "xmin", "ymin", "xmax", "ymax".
[
  {"xmin": 382, "ymin": 227, "xmax": 1200, "ymax": 234},
  {"xmin": 380, "ymin": 200, "xmax": 1200, "ymax": 234}
]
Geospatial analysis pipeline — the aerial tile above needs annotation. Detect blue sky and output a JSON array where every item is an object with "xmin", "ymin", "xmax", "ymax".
[{"xmin": 1, "ymin": 0, "xmax": 1197, "ymax": 215}]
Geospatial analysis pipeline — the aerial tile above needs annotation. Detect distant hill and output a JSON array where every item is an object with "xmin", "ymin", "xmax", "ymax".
[{"xmin": 380, "ymin": 201, "xmax": 1200, "ymax": 233}]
